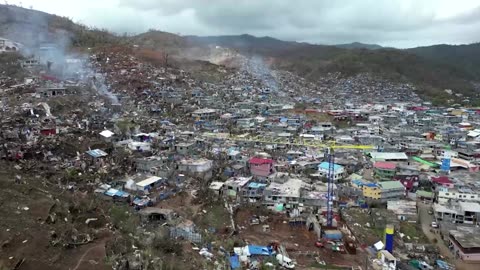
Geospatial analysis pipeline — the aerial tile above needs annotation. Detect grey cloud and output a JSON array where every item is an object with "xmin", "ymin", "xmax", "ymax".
[
  {"xmin": 446, "ymin": 6, "xmax": 480, "ymax": 25},
  {"xmin": 27, "ymin": 0, "xmax": 480, "ymax": 48}
]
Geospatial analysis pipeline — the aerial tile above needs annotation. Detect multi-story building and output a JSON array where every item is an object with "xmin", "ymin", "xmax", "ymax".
[
  {"xmin": 434, "ymin": 201, "xmax": 480, "ymax": 224},
  {"xmin": 379, "ymin": 181, "xmax": 406, "ymax": 201},
  {"xmin": 0, "ymin": 37, "xmax": 21, "ymax": 53},
  {"xmin": 236, "ymin": 118, "xmax": 255, "ymax": 129},
  {"xmin": 437, "ymin": 187, "xmax": 480, "ymax": 204},
  {"xmin": 363, "ymin": 183, "xmax": 381, "ymax": 200},
  {"xmin": 373, "ymin": 162, "xmax": 397, "ymax": 181},
  {"xmin": 249, "ymin": 157, "xmax": 274, "ymax": 178},
  {"xmin": 224, "ymin": 176, "xmax": 253, "ymax": 198},
  {"xmin": 393, "ymin": 174, "xmax": 419, "ymax": 192},
  {"xmin": 449, "ymin": 227, "xmax": 480, "ymax": 262},
  {"xmin": 363, "ymin": 181, "xmax": 405, "ymax": 202},
  {"xmin": 178, "ymin": 158, "xmax": 213, "ymax": 180},
  {"xmin": 318, "ymin": 162, "xmax": 345, "ymax": 181},
  {"xmin": 263, "ymin": 178, "xmax": 303, "ymax": 211},
  {"xmin": 192, "ymin": 108, "xmax": 219, "ymax": 120},
  {"xmin": 432, "ymin": 176, "xmax": 455, "ymax": 189}
]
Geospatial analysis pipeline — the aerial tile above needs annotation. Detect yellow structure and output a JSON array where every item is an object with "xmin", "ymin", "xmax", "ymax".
[
  {"xmin": 202, "ymin": 133, "xmax": 375, "ymax": 150},
  {"xmin": 362, "ymin": 184, "xmax": 381, "ymax": 200},
  {"xmin": 450, "ymin": 109, "xmax": 466, "ymax": 116}
]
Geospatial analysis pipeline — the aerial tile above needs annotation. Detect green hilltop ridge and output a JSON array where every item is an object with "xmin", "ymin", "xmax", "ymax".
[{"xmin": 1, "ymin": 4, "xmax": 480, "ymax": 105}]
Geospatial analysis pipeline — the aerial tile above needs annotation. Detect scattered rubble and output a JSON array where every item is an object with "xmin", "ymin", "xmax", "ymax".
[{"xmin": 2, "ymin": 30, "xmax": 480, "ymax": 270}]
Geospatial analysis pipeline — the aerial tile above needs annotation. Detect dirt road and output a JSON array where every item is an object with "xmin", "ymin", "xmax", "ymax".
[
  {"xmin": 417, "ymin": 202, "xmax": 452, "ymax": 258},
  {"xmin": 417, "ymin": 202, "xmax": 478, "ymax": 270},
  {"xmin": 71, "ymin": 242, "xmax": 107, "ymax": 270}
]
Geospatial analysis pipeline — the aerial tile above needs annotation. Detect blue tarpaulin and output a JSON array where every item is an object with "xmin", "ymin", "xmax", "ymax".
[
  {"xmin": 247, "ymin": 182, "xmax": 267, "ymax": 189},
  {"xmin": 352, "ymin": 179, "xmax": 364, "ymax": 187},
  {"xmin": 104, "ymin": 189, "xmax": 129, "ymax": 197},
  {"xmin": 364, "ymin": 183, "xmax": 378, "ymax": 188},
  {"xmin": 436, "ymin": 260, "xmax": 453, "ymax": 270},
  {"xmin": 318, "ymin": 162, "xmax": 343, "ymax": 171},
  {"xmin": 248, "ymin": 245, "xmax": 273, "ymax": 256},
  {"xmin": 229, "ymin": 255, "xmax": 240, "ymax": 269},
  {"xmin": 133, "ymin": 197, "xmax": 151, "ymax": 206},
  {"xmin": 86, "ymin": 149, "xmax": 108, "ymax": 158}
]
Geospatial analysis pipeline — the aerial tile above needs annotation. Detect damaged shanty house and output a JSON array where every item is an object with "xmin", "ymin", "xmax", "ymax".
[
  {"xmin": 0, "ymin": 37, "xmax": 22, "ymax": 52},
  {"xmin": 139, "ymin": 208, "xmax": 176, "ymax": 223},
  {"xmin": 135, "ymin": 155, "xmax": 173, "ymax": 178},
  {"xmin": 177, "ymin": 158, "xmax": 213, "ymax": 180}
]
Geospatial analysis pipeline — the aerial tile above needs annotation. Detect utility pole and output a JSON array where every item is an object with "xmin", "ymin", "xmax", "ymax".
[{"xmin": 326, "ymin": 147, "xmax": 334, "ymax": 227}]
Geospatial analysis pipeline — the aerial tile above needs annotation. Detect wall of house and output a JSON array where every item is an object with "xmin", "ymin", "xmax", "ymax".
[
  {"xmin": 263, "ymin": 194, "xmax": 300, "ymax": 207},
  {"xmin": 250, "ymin": 163, "xmax": 273, "ymax": 177},
  {"xmin": 394, "ymin": 175, "xmax": 419, "ymax": 191},
  {"xmin": 381, "ymin": 188, "xmax": 405, "ymax": 199},
  {"xmin": 301, "ymin": 197, "xmax": 327, "ymax": 207},
  {"xmin": 244, "ymin": 187, "xmax": 265, "ymax": 199},
  {"xmin": 0, "ymin": 39, "xmax": 19, "ymax": 52},
  {"xmin": 374, "ymin": 168, "xmax": 396, "ymax": 181},
  {"xmin": 363, "ymin": 186, "xmax": 381, "ymax": 199},
  {"xmin": 318, "ymin": 169, "xmax": 345, "ymax": 181},
  {"xmin": 450, "ymin": 238, "xmax": 480, "ymax": 261},
  {"xmin": 136, "ymin": 158, "xmax": 167, "ymax": 172},
  {"xmin": 175, "ymin": 145, "xmax": 193, "ymax": 155},
  {"xmin": 435, "ymin": 210, "xmax": 462, "ymax": 223},
  {"xmin": 438, "ymin": 191, "xmax": 480, "ymax": 204},
  {"xmin": 179, "ymin": 162, "xmax": 212, "ymax": 173}
]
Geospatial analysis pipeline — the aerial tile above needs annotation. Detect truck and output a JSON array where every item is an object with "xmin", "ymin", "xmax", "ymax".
[{"xmin": 276, "ymin": 254, "xmax": 295, "ymax": 269}]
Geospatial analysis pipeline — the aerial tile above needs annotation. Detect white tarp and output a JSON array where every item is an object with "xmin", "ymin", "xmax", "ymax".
[
  {"xmin": 99, "ymin": 130, "xmax": 114, "ymax": 138},
  {"xmin": 374, "ymin": 241, "xmax": 385, "ymax": 251}
]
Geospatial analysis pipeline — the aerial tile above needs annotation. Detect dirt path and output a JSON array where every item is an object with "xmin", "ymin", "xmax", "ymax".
[
  {"xmin": 418, "ymin": 202, "xmax": 452, "ymax": 259},
  {"xmin": 71, "ymin": 243, "xmax": 106, "ymax": 270},
  {"xmin": 418, "ymin": 202, "xmax": 479, "ymax": 270}
]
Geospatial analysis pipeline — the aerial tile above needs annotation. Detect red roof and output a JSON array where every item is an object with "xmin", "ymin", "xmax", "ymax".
[
  {"xmin": 431, "ymin": 176, "xmax": 452, "ymax": 184},
  {"xmin": 249, "ymin": 157, "xmax": 274, "ymax": 165},
  {"xmin": 374, "ymin": 162, "xmax": 396, "ymax": 170}
]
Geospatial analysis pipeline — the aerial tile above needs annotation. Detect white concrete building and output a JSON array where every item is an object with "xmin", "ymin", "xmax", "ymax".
[
  {"xmin": 192, "ymin": 108, "xmax": 218, "ymax": 120},
  {"xmin": 263, "ymin": 178, "xmax": 304, "ymax": 210},
  {"xmin": 0, "ymin": 37, "xmax": 22, "ymax": 53},
  {"xmin": 437, "ymin": 187, "xmax": 480, "ymax": 204},
  {"xmin": 434, "ymin": 201, "xmax": 480, "ymax": 225}
]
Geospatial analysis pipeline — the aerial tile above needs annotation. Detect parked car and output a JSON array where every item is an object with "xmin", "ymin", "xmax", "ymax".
[
  {"xmin": 431, "ymin": 221, "xmax": 439, "ymax": 228},
  {"xmin": 276, "ymin": 254, "xmax": 295, "ymax": 269}
]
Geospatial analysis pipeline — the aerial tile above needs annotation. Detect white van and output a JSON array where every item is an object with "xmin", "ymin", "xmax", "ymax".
[{"xmin": 276, "ymin": 254, "xmax": 295, "ymax": 269}]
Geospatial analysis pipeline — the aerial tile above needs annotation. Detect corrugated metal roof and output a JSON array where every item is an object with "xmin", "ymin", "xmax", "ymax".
[
  {"xmin": 374, "ymin": 162, "xmax": 396, "ymax": 170},
  {"xmin": 369, "ymin": 152, "xmax": 408, "ymax": 160},
  {"xmin": 318, "ymin": 162, "xmax": 343, "ymax": 171},
  {"xmin": 379, "ymin": 181, "xmax": 404, "ymax": 190},
  {"xmin": 86, "ymin": 149, "xmax": 108, "ymax": 158},
  {"xmin": 249, "ymin": 157, "xmax": 273, "ymax": 165}
]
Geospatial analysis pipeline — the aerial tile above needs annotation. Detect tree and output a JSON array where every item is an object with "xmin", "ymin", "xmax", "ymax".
[{"xmin": 294, "ymin": 103, "xmax": 307, "ymax": 110}]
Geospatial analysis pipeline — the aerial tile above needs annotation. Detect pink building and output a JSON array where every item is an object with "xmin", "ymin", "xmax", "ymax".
[
  {"xmin": 431, "ymin": 176, "xmax": 455, "ymax": 189},
  {"xmin": 449, "ymin": 229, "xmax": 480, "ymax": 262},
  {"xmin": 393, "ymin": 175, "xmax": 419, "ymax": 192},
  {"xmin": 249, "ymin": 157, "xmax": 274, "ymax": 178}
]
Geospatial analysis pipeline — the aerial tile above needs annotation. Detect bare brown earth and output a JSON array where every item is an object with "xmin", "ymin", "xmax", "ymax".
[
  {"xmin": 0, "ymin": 161, "xmax": 111, "ymax": 270},
  {"xmin": 234, "ymin": 207, "xmax": 367, "ymax": 268}
]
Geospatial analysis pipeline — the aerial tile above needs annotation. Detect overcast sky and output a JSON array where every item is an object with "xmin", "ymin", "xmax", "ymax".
[{"xmin": 7, "ymin": 0, "xmax": 480, "ymax": 48}]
